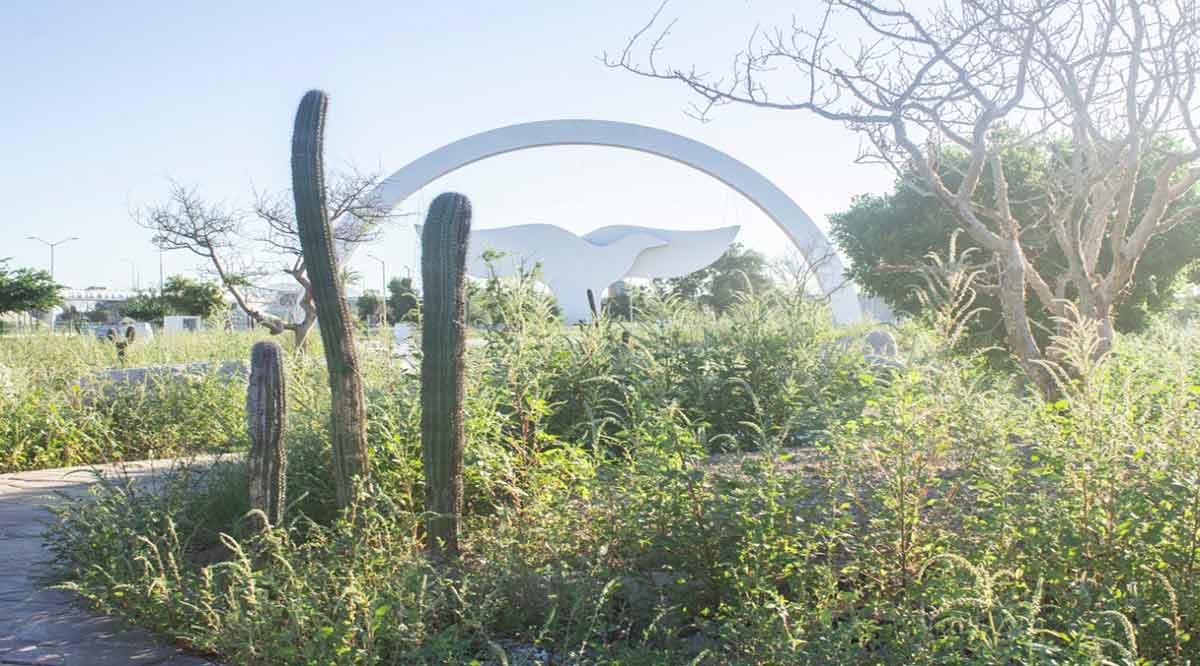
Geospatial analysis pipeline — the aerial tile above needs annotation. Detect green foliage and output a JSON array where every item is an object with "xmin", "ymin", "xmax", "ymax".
[
  {"xmin": 120, "ymin": 276, "xmax": 225, "ymax": 324},
  {"xmin": 466, "ymin": 254, "xmax": 560, "ymax": 329},
  {"xmin": 0, "ymin": 331, "xmax": 257, "ymax": 472},
  {"xmin": 120, "ymin": 292, "xmax": 170, "ymax": 323},
  {"xmin": 355, "ymin": 289, "xmax": 383, "ymax": 323},
  {"xmin": 0, "ymin": 259, "xmax": 61, "ymax": 316},
  {"xmin": 386, "ymin": 276, "xmax": 419, "ymax": 323},
  {"xmin": 161, "ymin": 275, "xmax": 225, "ymax": 320},
  {"xmin": 831, "ymin": 137, "xmax": 1200, "ymax": 351},
  {"xmin": 660, "ymin": 243, "xmax": 773, "ymax": 315},
  {"xmin": 601, "ymin": 281, "xmax": 649, "ymax": 320},
  {"xmin": 33, "ymin": 274, "xmax": 1200, "ymax": 664}
]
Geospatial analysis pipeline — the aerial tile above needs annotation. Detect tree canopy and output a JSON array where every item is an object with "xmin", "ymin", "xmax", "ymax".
[
  {"xmin": 356, "ymin": 290, "xmax": 383, "ymax": 323},
  {"xmin": 832, "ymin": 139, "xmax": 1200, "ymax": 348},
  {"xmin": 611, "ymin": 0, "xmax": 1200, "ymax": 397},
  {"xmin": 121, "ymin": 275, "xmax": 226, "ymax": 324},
  {"xmin": 162, "ymin": 276, "xmax": 226, "ymax": 320},
  {"xmin": 0, "ymin": 260, "xmax": 61, "ymax": 318},
  {"xmin": 660, "ymin": 243, "xmax": 772, "ymax": 315},
  {"xmin": 120, "ymin": 293, "xmax": 169, "ymax": 323}
]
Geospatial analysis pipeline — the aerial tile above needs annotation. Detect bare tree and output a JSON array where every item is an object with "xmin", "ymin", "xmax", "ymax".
[
  {"xmin": 609, "ymin": 0, "xmax": 1200, "ymax": 396},
  {"xmin": 138, "ymin": 171, "xmax": 398, "ymax": 348},
  {"xmin": 251, "ymin": 171, "xmax": 397, "ymax": 347}
]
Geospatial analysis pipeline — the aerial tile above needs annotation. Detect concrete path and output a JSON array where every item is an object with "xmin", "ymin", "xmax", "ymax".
[{"xmin": 0, "ymin": 459, "xmax": 221, "ymax": 666}]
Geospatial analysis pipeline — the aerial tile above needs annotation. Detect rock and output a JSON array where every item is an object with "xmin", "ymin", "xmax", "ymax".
[
  {"xmin": 73, "ymin": 361, "xmax": 247, "ymax": 403},
  {"xmin": 864, "ymin": 329, "xmax": 898, "ymax": 357},
  {"xmin": 487, "ymin": 642, "xmax": 552, "ymax": 666}
]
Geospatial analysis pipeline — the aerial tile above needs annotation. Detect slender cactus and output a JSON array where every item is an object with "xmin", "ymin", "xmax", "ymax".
[
  {"xmin": 290, "ymin": 89, "xmax": 369, "ymax": 509},
  {"xmin": 246, "ymin": 340, "xmax": 286, "ymax": 528},
  {"xmin": 421, "ymin": 192, "xmax": 471, "ymax": 558}
]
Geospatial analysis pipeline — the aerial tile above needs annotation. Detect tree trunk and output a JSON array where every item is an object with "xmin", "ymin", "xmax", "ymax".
[
  {"xmin": 292, "ymin": 315, "xmax": 317, "ymax": 349},
  {"xmin": 290, "ymin": 292, "xmax": 319, "ymax": 350},
  {"xmin": 998, "ymin": 240, "xmax": 1056, "ymax": 399}
]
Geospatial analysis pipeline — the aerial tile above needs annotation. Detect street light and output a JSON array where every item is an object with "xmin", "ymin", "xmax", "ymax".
[
  {"xmin": 366, "ymin": 254, "xmax": 387, "ymax": 331},
  {"xmin": 26, "ymin": 236, "xmax": 79, "ymax": 281},
  {"xmin": 123, "ymin": 259, "xmax": 139, "ymax": 291}
]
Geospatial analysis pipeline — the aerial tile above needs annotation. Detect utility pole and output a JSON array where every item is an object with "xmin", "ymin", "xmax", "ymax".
[
  {"xmin": 367, "ymin": 254, "xmax": 387, "ymax": 332},
  {"xmin": 124, "ymin": 259, "xmax": 139, "ymax": 291},
  {"xmin": 26, "ymin": 236, "xmax": 79, "ymax": 281},
  {"xmin": 26, "ymin": 236, "xmax": 77, "ymax": 332}
]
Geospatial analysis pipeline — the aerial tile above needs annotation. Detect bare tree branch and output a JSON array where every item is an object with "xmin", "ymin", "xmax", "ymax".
[{"xmin": 610, "ymin": 0, "xmax": 1200, "ymax": 396}]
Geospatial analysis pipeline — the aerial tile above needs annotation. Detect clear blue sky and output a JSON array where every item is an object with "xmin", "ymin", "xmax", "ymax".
[{"xmin": 1, "ymin": 1, "xmax": 895, "ymax": 292}]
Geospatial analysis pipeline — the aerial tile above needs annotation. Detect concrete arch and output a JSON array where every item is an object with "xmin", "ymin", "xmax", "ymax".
[{"xmin": 352, "ymin": 119, "xmax": 862, "ymax": 324}]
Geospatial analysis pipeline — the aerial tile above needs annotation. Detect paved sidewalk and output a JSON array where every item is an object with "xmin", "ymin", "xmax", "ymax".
[{"xmin": 0, "ymin": 459, "xmax": 222, "ymax": 666}]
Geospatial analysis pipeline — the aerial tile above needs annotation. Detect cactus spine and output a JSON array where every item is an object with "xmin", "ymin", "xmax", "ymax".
[
  {"xmin": 290, "ymin": 89, "xmax": 369, "ymax": 509},
  {"xmin": 246, "ymin": 340, "xmax": 286, "ymax": 527},
  {"xmin": 421, "ymin": 192, "xmax": 471, "ymax": 558}
]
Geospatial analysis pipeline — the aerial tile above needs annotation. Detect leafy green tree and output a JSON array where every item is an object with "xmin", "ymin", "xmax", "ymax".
[
  {"xmin": 831, "ymin": 139, "xmax": 1200, "ymax": 349},
  {"xmin": 601, "ymin": 280, "xmax": 651, "ymax": 320},
  {"xmin": 356, "ymin": 290, "xmax": 382, "ymax": 323},
  {"xmin": 660, "ymin": 243, "xmax": 772, "ymax": 315},
  {"xmin": 119, "ymin": 276, "xmax": 226, "ymax": 324},
  {"xmin": 161, "ymin": 275, "xmax": 225, "ymax": 320},
  {"xmin": 386, "ymin": 277, "xmax": 419, "ymax": 323},
  {"xmin": 120, "ymin": 292, "xmax": 169, "ymax": 323},
  {"xmin": 0, "ymin": 260, "xmax": 61, "ymax": 317}
]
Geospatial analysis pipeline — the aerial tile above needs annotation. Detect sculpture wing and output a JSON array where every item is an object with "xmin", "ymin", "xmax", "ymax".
[
  {"xmin": 583, "ymin": 225, "xmax": 740, "ymax": 279},
  {"xmin": 417, "ymin": 223, "xmax": 585, "ymax": 279}
]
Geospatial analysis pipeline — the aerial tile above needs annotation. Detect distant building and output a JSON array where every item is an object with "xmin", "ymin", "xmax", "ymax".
[{"xmin": 60, "ymin": 288, "xmax": 137, "ymax": 315}]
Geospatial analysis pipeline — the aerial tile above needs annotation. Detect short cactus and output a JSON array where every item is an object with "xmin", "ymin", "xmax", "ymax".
[
  {"xmin": 421, "ymin": 192, "xmax": 471, "ymax": 558},
  {"xmin": 246, "ymin": 340, "xmax": 286, "ymax": 528},
  {"xmin": 291, "ymin": 89, "xmax": 369, "ymax": 509}
]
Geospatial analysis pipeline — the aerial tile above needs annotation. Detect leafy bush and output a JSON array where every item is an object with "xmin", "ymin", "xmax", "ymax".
[
  {"xmin": 40, "ymin": 289, "xmax": 1200, "ymax": 664},
  {"xmin": 0, "ymin": 332, "xmax": 259, "ymax": 471}
]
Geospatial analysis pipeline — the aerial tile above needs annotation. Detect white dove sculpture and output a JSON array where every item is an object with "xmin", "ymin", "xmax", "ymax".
[
  {"xmin": 581, "ymin": 225, "xmax": 739, "ymax": 279},
  {"xmin": 417, "ymin": 223, "xmax": 667, "ymax": 323}
]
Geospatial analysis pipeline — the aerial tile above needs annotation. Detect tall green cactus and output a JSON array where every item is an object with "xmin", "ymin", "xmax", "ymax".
[
  {"xmin": 290, "ymin": 89, "xmax": 369, "ymax": 509},
  {"xmin": 246, "ymin": 340, "xmax": 286, "ymax": 528},
  {"xmin": 421, "ymin": 192, "xmax": 471, "ymax": 558}
]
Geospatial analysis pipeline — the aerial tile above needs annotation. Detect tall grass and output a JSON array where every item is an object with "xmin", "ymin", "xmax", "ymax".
[
  {"xmin": 0, "ymin": 331, "xmax": 273, "ymax": 472},
  {"xmin": 40, "ymin": 290, "xmax": 1200, "ymax": 664}
]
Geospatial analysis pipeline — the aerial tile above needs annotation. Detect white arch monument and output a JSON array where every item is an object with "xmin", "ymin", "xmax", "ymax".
[{"xmin": 344, "ymin": 119, "xmax": 863, "ymax": 325}]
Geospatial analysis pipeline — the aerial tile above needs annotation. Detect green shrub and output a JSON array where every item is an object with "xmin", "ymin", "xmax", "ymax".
[
  {"xmin": 0, "ymin": 332, "xmax": 259, "ymax": 472},
  {"xmin": 41, "ymin": 294, "xmax": 1200, "ymax": 664}
]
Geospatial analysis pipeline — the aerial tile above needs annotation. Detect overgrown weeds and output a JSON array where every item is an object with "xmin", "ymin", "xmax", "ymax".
[{"xmin": 35, "ymin": 291, "xmax": 1200, "ymax": 663}]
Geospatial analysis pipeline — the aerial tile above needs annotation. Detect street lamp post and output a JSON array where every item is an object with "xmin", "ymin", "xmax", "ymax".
[
  {"xmin": 26, "ymin": 236, "xmax": 79, "ymax": 281},
  {"xmin": 27, "ymin": 236, "xmax": 78, "ymax": 332},
  {"xmin": 366, "ymin": 254, "xmax": 387, "ymax": 332},
  {"xmin": 123, "ymin": 259, "xmax": 140, "ymax": 291}
]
